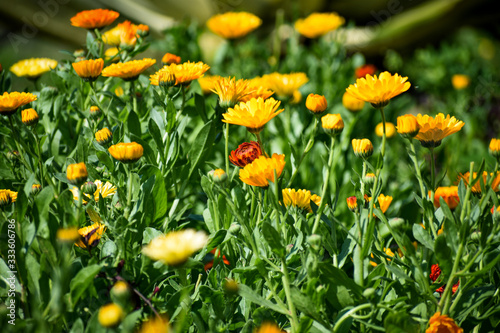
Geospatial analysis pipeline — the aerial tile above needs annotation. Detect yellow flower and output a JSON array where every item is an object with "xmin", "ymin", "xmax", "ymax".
[
  {"xmin": 451, "ymin": 74, "xmax": 470, "ymax": 90},
  {"xmin": 67, "ymin": 162, "xmax": 88, "ymax": 186},
  {"xmin": 415, "ymin": 113, "xmax": 465, "ymax": 148},
  {"xmin": 321, "ymin": 113, "xmax": 344, "ymax": 136},
  {"xmin": 259, "ymin": 72, "xmax": 308, "ymax": 99},
  {"xmin": 222, "ymin": 97, "xmax": 284, "ymax": 134},
  {"xmin": 342, "ymin": 91, "xmax": 365, "ymax": 112},
  {"xmin": 75, "ymin": 222, "xmax": 106, "ymax": 249},
  {"xmin": 31, "ymin": 184, "xmax": 42, "ymax": 195},
  {"xmin": 72, "ymin": 58, "xmax": 104, "ymax": 82},
  {"xmin": 98, "ymin": 303, "xmax": 124, "ymax": 328},
  {"xmin": 256, "ymin": 322, "xmax": 284, "ymax": 333},
  {"xmin": 102, "ymin": 58, "xmax": 156, "ymax": 81},
  {"xmin": 162, "ymin": 53, "xmax": 181, "ymax": 65},
  {"xmin": 489, "ymin": 138, "xmax": 500, "ymax": 158},
  {"xmin": 375, "ymin": 122, "xmax": 396, "ymax": 138},
  {"xmin": 150, "ymin": 61, "xmax": 210, "ymax": 86},
  {"xmin": 10, "ymin": 58, "xmax": 57, "ymax": 79},
  {"xmin": 0, "ymin": 190, "xmax": 15, "ymax": 206},
  {"xmin": 239, "ymin": 154, "xmax": 286, "ymax": 188},
  {"xmin": 115, "ymin": 87, "xmax": 124, "ymax": 97},
  {"xmin": 352, "ymin": 139, "xmax": 373, "ymax": 158},
  {"xmin": 305, "ymin": 93, "xmax": 327, "ymax": 114},
  {"xmin": 345, "ymin": 71, "xmax": 411, "ymax": 108},
  {"xmin": 458, "ymin": 171, "xmax": 500, "ymax": 194},
  {"xmin": 433, "ymin": 186, "xmax": 459, "ymax": 209},
  {"xmin": 71, "ymin": 180, "xmax": 117, "ymax": 204},
  {"xmin": 56, "ymin": 227, "xmax": 81, "ymax": 244},
  {"xmin": 139, "ymin": 316, "xmax": 171, "ymax": 333},
  {"xmin": 0, "ymin": 92, "xmax": 37, "ymax": 116},
  {"xmin": 426, "ymin": 312, "xmax": 463, "ymax": 333},
  {"xmin": 211, "ymin": 77, "xmax": 256, "ymax": 108},
  {"xmin": 102, "ymin": 20, "xmax": 146, "ymax": 47},
  {"xmin": 108, "ymin": 142, "xmax": 144, "ymax": 163},
  {"xmin": 377, "ymin": 194, "xmax": 393, "ymax": 213},
  {"xmin": 294, "ymin": 12, "xmax": 345, "ymax": 39},
  {"xmin": 197, "ymin": 75, "xmax": 221, "ymax": 94},
  {"xmin": 104, "ymin": 47, "xmax": 120, "ymax": 62},
  {"xmin": 95, "ymin": 128, "xmax": 113, "ymax": 146},
  {"xmin": 282, "ymin": 188, "xmax": 321, "ymax": 213},
  {"xmin": 21, "ymin": 108, "xmax": 39, "ymax": 126},
  {"xmin": 346, "ymin": 196, "xmax": 358, "ymax": 212},
  {"xmin": 208, "ymin": 169, "xmax": 228, "ymax": 184},
  {"xmin": 370, "ymin": 247, "xmax": 395, "ymax": 267},
  {"xmin": 396, "ymin": 114, "xmax": 420, "ymax": 138},
  {"xmin": 239, "ymin": 84, "xmax": 274, "ymax": 102},
  {"xmin": 142, "ymin": 229, "xmax": 208, "ymax": 266},
  {"xmin": 207, "ymin": 12, "xmax": 262, "ymax": 39},
  {"xmin": 70, "ymin": 9, "xmax": 119, "ymax": 29}
]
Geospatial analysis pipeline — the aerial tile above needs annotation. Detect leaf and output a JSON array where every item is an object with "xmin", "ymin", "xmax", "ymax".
[
  {"xmin": 143, "ymin": 227, "xmax": 163, "ymax": 245},
  {"xmin": 261, "ymin": 222, "xmax": 285, "ymax": 258},
  {"xmin": 148, "ymin": 118, "xmax": 164, "ymax": 160},
  {"xmin": 237, "ymin": 284, "xmax": 288, "ymax": 315},
  {"xmin": 319, "ymin": 263, "xmax": 363, "ymax": 297},
  {"xmin": 412, "ymin": 223, "xmax": 434, "ymax": 251},
  {"xmin": 127, "ymin": 110, "xmax": 141, "ymax": 138},
  {"xmin": 69, "ymin": 264, "xmax": 103, "ymax": 308},
  {"xmin": 384, "ymin": 311, "xmax": 420, "ymax": 333},
  {"xmin": 206, "ymin": 230, "xmax": 227, "ymax": 252},
  {"xmin": 434, "ymin": 235, "xmax": 452, "ymax": 278},
  {"xmin": 184, "ymin": 120, "xmax": 216, "ymax": 180},
  {"xmin": 166, "ymin": 100, "xmax": 176, "ymax": 133},
  {"xmin": 96, "ymin": 151, "xmax": 114, "ymax": 172},
  {"xmin": 139, "ymin": 165, "xmax": 168, "ymax": 223}
]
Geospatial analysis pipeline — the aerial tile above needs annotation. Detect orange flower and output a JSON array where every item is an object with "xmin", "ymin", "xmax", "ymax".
[
  {"xmin": 239, "ymin": 154, "xmax": 286, "ymax": 188},
  {"xmin": 415, "ymin": 113, "xmax": 464, "ymax": 148},
  {"xmin": 355, "ymin": 64, "xmax": 376, "ymax": 78},
  {"xmin": 321, "ymin": 114, "xmax": 344, "ymax": 136},
  {"xmin": 67, "ymin": 162, "xmax": 88, "ymax": 186},
  {"xmin": 102, "ymin": 21, "xmax": 148, "ymax": 47},
  {"xmin": 108, "ymin": 142, "xmax": 144, "ymax": 163},
  {"xmin": 75, "ymin": 222, "xmax": 106, "ymax": 249},
  {"xmin": 346, "ymin": 196, "xmax": 358, "ymax": 212},
  {"xmin": 229, "ymin": 141, "xmax": 262, "ymax": 167},
  {"xmin": 305, "ymin": 94, "xmax": 327, "ymax": 114},
  {"xmin": 352, "ymin": 139, "xmax": 373, "ymax": 158},
  {"xmin": 429, "ymin": 264, "xmax": 459, "ymax": 295},
  {"xmin": 396, "ymin": 114, "xmax": 420, "ymax": 138},
  {"xmin": 72, "ymin": 58, "xmax": 104, "ymax": 82},
  {"xmin": 222, "ymin": 97, "xmax": 283, "ymax": 134},
  {"xmin": 162, "ymin": 53, "xmax": 181, "ymax": 65},
  {"xmin": 150, "ymin": 61, "xmax": 210, "ymax": 86},
  {"xmin": 211, "ymin": 77, "xmax": 255, "ymax": 108},
  {"xmin": 426, "ymin": 312, "xmax": 463, "ymax": 333},
  {"xmin": 255, "ymin": 322, "xmax": 284, "ymax": 333},
  {"xmin": 204, "ymin": 248, "xmax": 230, "ymax": 270},
  {"xmin": 294, "ymin": 12, "xmax": 345, "ymax": 39},
  {"xmin": 433, "ymin": 186, "xmax": 459, "ymax": 209},
  {"xmin": 70, "ymin": 9, "xmax": 119, "ymax": 30},
  {"xmin": 0, "ymin": 92, "xmax": 37, "ymax": 116},
  {"xmin": 489, "ymin": 138, "xmax": 500, "ymax": 158},
  {"xmin": 21, "ymin": 108, "xmax": 39, "ymax": 126},
  {"xmin": 458, "ymin": 171, "xmax": 500, "ymax": 194},
  {"xmin": 102, "ymin": 58, "xmax": 156, "ymax": 81}
]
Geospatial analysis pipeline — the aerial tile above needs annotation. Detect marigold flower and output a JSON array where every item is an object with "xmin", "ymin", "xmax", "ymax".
[
  {"xmin": 151, "ymin": 61, "xmax": 210, "ymax": 86},
  {"xmin": 21, "ymin": 108, "xmax": 39, "ymax": 126},
  {"xmin": 458, "ymin": 171, "xmax": 500, "ymax": 194},
  {"xmin": 222, "ymin": 97, "xmax": 283, "ymax": 134},
  {"xmin": 31, "ymin": 184, "xmax": 42, "ymax": 195},
  {"xmin": 89, "ymin": 105, "xmax": 101, "ymax": 119},
  {"xmin": 204, "ymin": 248, "xmax": 231, "ymax": 270},
  {"xmin": 207, "ymin": 12, "xmax": 262, "ymax": 39},
  {"xmin": 56, "ymin": 227, "xmax": 81, "ymax": 244},
  {"xmin": 95, "ymin": 128, "xmax": 113, "ymax": 146},
  {"xmin": 305, "ymin": 93, "xmax": 327, "ymax": 114},
  {"xmin": 352, "ymin": 139, "xmax": 373, "ymax": 158},
  {"xmin": 415, "ymin": 113, "xmax": 464, "ymax": 148},
  {"xmin": 229, "ymin": 141, "xmax": 262, "ymax": 167},
  {"xmin": 71, "ymin": 180, "xmax": 117, "ymax": 204},
  {"xmin": 197, "ymin": 75, "xmax": 221, "ymax": 94},
  {"xmin": 142, "ymin": 229, "xmax": 208, "ymax": 266},
  {"xmin": 294, "ymin": 12, "xmax": 345, "ymax": 39},
  {"xmin": 10, "ymin": 58, "xmax": 57, "ymax": 79},
  {"xmin": 70, "ymin": 9, "xmax": 119, "ymax": 29},
  {"xmin": 138, "ymin": 316, "xmax": 171, "ymax": 333},
  {"xmin": 259, "ymin": 72, "xmax": 308, "ymax": 99},
  {"xmin": 0, "ymin": 92, "xmax": 37, "ymax": 116},
  {"xmin": 108, "ymin": 142, "xmax": 144, "ymax": 163},
  {"xmin": 346, "ymin": 71, "xmax": 411, "ymax": 109},
  {"xmin": 346, "ymin": 196, "xmax": 358, "ymax": 212},
  {"xmin": 0, "ymin": 190, "xmax": 12, "ymax": 206},
  {"xmin": 429, "ymin": 264, "xmax": 459, "ymax": 295},
  {"xmin": 67, "ymin": 162, "xmax": 88, "ymax": 186},
  {"xmin": 397, "ymin": 114, "xmax": 420, "ymax": 138},
  {"xmin": 98, "ymin": 303, "xmax": 124, "ymax": 328},
  {"xmin": 162, "ymin": 52, "xmax": 181, "ymax": 65},
  {"xmin": 451, "ymin": 74, "xmax": 470, "ymax": 90},
  {"xmin": 377, "ymin": 194, "xmax": 393, "ymax": 213},
  {"xmin": 75, "ymin": 222, "xmax": 106, "ymax": 249},
  {"xmin": 433, "ymin": 186, "xmax": 459, "ymax": 209},
  {"xmin": 355, "ymin": 64, "xmax": 377, "ymax": 78},
  {"xmin": 104, "ymin": 47, "xmax": 120, "ymax": 62},
  {"xmin": 102, "ymin": 58, "xmax": 156, "ymax": 81},
  {"xmin": 72, "ymin": 58, "xmax": 104, "ymax": 82},
  {"xmin": 102, "ymin": 20, "xmax": 135, "ymax": 46},
  {"xmin": 342, "ymin": 91, "xmax": 365, "ymax": 112},
  {"xmin": 240, "ymin": 84, "xmax": 274, "ymax": 102},
  {"xmin": 370, "ymin": 247, "xmax": 395, "ymax": 267},
  {"xmin": 282, "ymin": 188, "xmax": 321, "ymax": 213},
  {"xmin": 426, "ymin": 312, "xmax": 463, "ymax": 333},
  {"xmin": 489, "ymin": 138, "xmax": 500, "ymax": 158},
  {"xmin": 321, "ymin": 113, "xmax": 344, "ymax": 136},
  {"xmin": 375, "ymin": 122, "xmax": 395, "ymax": 138},
  {"xmin": 211, "ymin": 77, "xmax": 255, "ymax": 109},
  {"xmin": 239, "ymin": 154, "xmax": 286, "ymax": 188}
]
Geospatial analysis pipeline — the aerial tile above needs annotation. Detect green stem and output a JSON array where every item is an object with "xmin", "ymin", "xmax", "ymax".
[
  {"xmin": 255, "ymin": 132, "xmax": 268, "ymax": 157},
  {"xmin": 8, "ymin": 116, "xmax": 33, "ymax": 174},
  {"xmin": 33, "ymin": 129, "xmax": 45, "ymax": 187},
  {"xmin": 333, "ymin": 303, "xmax": 373, "ymax": 332},
  {"xmin": 379, "ymin": 107, "xmax": 387, "ymax": 158},
  {"xmin": 430, "ymin": 147, "xmax": 436, "ymax": 192},
  {"xmin": 225, "ymin": 123, "xmax": 230, "ymax": 175},
  {"xmin": 286, "ymin": 117, "xmax": 318, "ymax": 188},
  {"xmin": 124, "ymin": 165, "xmax": 133, "ymax": 219},
  {"xmin": 408, "ymin": 139, "xmax": 426, "ymax": 200},
  {"xmin": 281, "ymin": 258, "xmax": 299, "ymax": 332},
  {"xmin": 360, "ymin": 160, "xmax": 367, "ymax": 198}
]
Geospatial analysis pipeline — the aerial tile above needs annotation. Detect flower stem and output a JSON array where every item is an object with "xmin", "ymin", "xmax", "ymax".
[
  {"xmin": 408, "ymin": 139, "xmax": 426, "ymax": 200},
  {"xmin": 255, "ymin": 132, "xmax": 268, "ymax": 157},
  {"xmin": 286, "ymin": 117, "xmax": 318, "ymax": 188},
  {"xmin": 225, "ymin": 123, "xmax": 230, "ymax": 175},
  {"xmin": 379, "ymin": 107, "xmax": 387, "ymax": 159},
  {"xmin": 281, "ymin": 258, "xmax": 299, "ymax": 332}
]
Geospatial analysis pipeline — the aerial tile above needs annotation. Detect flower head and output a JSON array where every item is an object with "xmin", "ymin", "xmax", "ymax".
[
  {"xmin": 355, "ymin": 64, "xmax": 377, "ymax": 78},
  {"xmin": 102, "ymin": 58, "xmax": 156, "ymax": 81},
  {"xmin": 458, "ymin": 171, "xmax": 500, "ymax": 194},
  {"xmin": 72, "ymin": 58, "xmax": 104, "ymax": 82},
  {"xmin": 67, "ymin": 162, "xmax": 88, "ymax": 186},
  {"xmin": 415, "ymin": 113, "xmax": 465, "ymax": 148},
  {"xmin": 207, "ymin": 12, "xmax": 262, "ymax": 39},
  {"xmin": 71, "ymin": 9, "xmax": 119, "ymax": 29},
  {"xmin": 0, "ymin": 190, "xmax": 12, "ymax": 206},
  {"xmin": 305, "ymin": 94, "xmax": 327, "ymax": 114},
  {"xmin": 10, "ymin": 58, "xmax": 57, "ymax": 79},
  {"xmin": 321, "ymin": 114, "xmax": 344, "ymax": 136},
  {"xmin": 71, "ymin": 180, "xmax": 116, "ymax": 204},
  {"xmin": 150, "ymin": 61, "xmax": 210, "ymax": 86},
  {"xmin": 346, "ymin": 196, "xmax": 358, "ymax": 212},
  {"xmin": 138, "ymin": 316, "xmax": 171, "ymax": 333},
  {"xmin": 256, "ymin": 322, "xmax": 284, "ymax": 333},
  {"xmin": 75, "ymin": 222, "xmax": 106, "ymax": 249},
  {"xmin": 239, "ymin": 154, "xmax": 286, "ymax": 188},
  {"xmin": 229, "ymin": 141, "xmax": 262, "ymax": 167},
  {"xmin": 21, "ymin": 108, "xmax": 39, "ymax": 126},
  {"xmin": 211, "ymin": 77, "xmax": 255, "ymax": 108},
  {"xmin": 346, "ymin": 71, "xmax": 411, "ymax": 108},
  {"xmin": 342, "ymin": 91, "xmax": 365, "ymax": 112},
  {"xmin": 294, "ymin": 12, "xmax": 345, "ymax": 39},
  {"xmin": 426, "ymin": 312, "xmax": 463, "ymax": 333},
  {"xmin": 489, "ymin": 138, "xmax": 500, "ymax": 158},
  {"xmin": 162, "ymin": 53, "xmax": 181, "ymax": 65},
  {"xmin": 102, "ymin": 20, "xmax": 146, "ymax": 47},
  {"xmin": 0, "ymin": 92, "xmax": 37, "ymax": 116},
  {"xmin": 396, "ymin": 114, "xmax": 420, "ymax": 138},
  {"xmin": 375, "ymin": 122, "xmax": 396, "ymax": 138},
  {"xmin": 451, "ymin": 74, "xmax": 470, "ymax": 90},
  {"xmin": 108, "ymin": 142, "xmax": 144, "ymax": 163},
  {"xmin": 239, "ymin": 83, "xmax": 274, "ymax": 102},
  {"xmin": 197, "ymin": 75, "xmax": 221, "ymax": 94},
  {"xmin": 142, "ymin": 229, "xmax": 208, "ymax": 266},
  {"xmin": 95, "ymin": 128, "xmax": 113, "ymax": 146},
  {"xmin": 429, "ymin": 264, "xmax": 459, "ymax": 295},
  {"xmin": 98, "ymin": 303, "xmax": 124, "ymax": 328},
  {"xmin": 222, "ymin": 97, "xmax": 284, "ymax": 134},
  {"xmin": 433, "ymin": 186, "xmax": 459, "ymax": 209},
  {"xmin": 282, "ymin": 188, "xmax": 321, "ymax": 213},
  {"xmin": 259, "ymin": 72, "xmax": 308, "ymax": 99},
  {"xmin": 352, "ymin": 139, "xmax": 373, "ymax": 158},
  {"xmin": 377, "ymin": 194, "xmax": 393, "ymax": 214}
]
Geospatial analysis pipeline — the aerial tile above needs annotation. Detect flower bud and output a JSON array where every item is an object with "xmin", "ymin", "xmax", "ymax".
[
  {"xmin": 208, "ymin": 169, "xmax": 228, "ymax": 185},
  {"xmin": 21, "ymin": 108, "xmax": 39, "ymax": 126},
  {"xmin": 321, "ymin": 114, "xmax": 344, "ymax": 137},
  {"xmin": 305, "ymin": 93, "xmax": 327, "ymax": 115},
  {"xmin": 228, "ymin": 223, "xmax": 241, "ymax": 235},
  {"xmin": 375, "ymin": 122, "xmax": 395, "ymax": 138},
  {"xmin": 362, "ymin": 287, "xmax": 376, "ymax": 298},
  {"xmin": 6, "ymin": 150, "xmax": 20, "ymax": 161},
  {"xmin": 307, "ymin": 234, "xmax": 322, "ymax": 251},
  {"xmin": 346, "ymin": 196, "xmax": 357, "ymax": 212},
  {"xmin": 389, "ymin": 217, "xmax": 405, "ymax": 229},
  {"xmin": 224, "ymin": 279, "xmax": 239, "ymax": 296},
  {"xmin": 98, "ymin": 303, "xmax": 124, "ymax": 328},
  {"xmin": 352, "ymin": 139, "xmax": 373, "ymax": 158},
  {"xmin": 489, "ymin": 138, "xmax": 500, "ymax": 159},
  {"xmin": 159, "ymin": 70, "xmax": 176, "ymax": 88},
  {"xmin": 162, "ymin": 53, "xmax": 181, "ymax": 65},
  {"xmin": 95, "ymin": 128, "xmax": 113, "ymax": 146},
  {"xmin": 67, "ymin": 162, "xmax": 88, "ymax": 186},
  {"xmin": 396, "ymin": 114, "xmax": 420, "ymax": 138},
  {"xmin": 90, "ymin": 106, "xmax": 101, "ymax": 119},
  {"xmin": 31, "ymin": 184, "xmax": 42, "ymax": 195},
  {"xmin": 363, "ymin": 172, "xmax": 376, "ymax": 185},
  {"xmin": 82, "ymin": 181, "xmax": 97, "ymax": 195},
  {"xmin": 110, "ymin": 280, "xmax": 131, "ymax": 304}
]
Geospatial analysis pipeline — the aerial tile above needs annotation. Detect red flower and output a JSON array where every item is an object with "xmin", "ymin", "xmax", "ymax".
[
  {"xmin": 430, "ymin": 264, "xmax": 459, "ymax": 295},
  {"xmin": 229, "ymin": 141, "xmax": 262, "ymax": 167},
  {"xmin": 204, "ymin": 248, "xmax": 230, "ymax": 271},
  {"xmin": 355, "ymin": 64, "xmax": 377, "ymax": 78}
]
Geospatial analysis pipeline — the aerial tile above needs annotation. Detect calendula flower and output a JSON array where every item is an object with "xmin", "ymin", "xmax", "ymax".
[
  {"xmin": 98, "ymin": 303, "xmax": 124, "ymax": 328},
  {"xmin": 197, "ymin": 75, "xmax": 221, "ymax": 94},
  {"xmin": 451, "ymin": 74, "xmax": 470, "ymax": 90},
  {"xmin": 458, "ymin": 171, "xmax": 500, "ymax": 194},
  {"xmin": 433, "ymin": 186, "xmax": 459, "ymax": 209},
  {"xmin": 305, "ymin": 93, "xmax": 327, "ymax": 114},
  {"xmin": 229, "ymin": 141, "xmax": 262, "ymax": 167},
  {"xmin": 375, "ymin": 122, "xmax": 396, "ymax": 138},
  {"xmin": 256, "ymin": 322, "xmax": 284, "ymax": 333},
  {"xmin": 56, "ymin": 227, "xmax": 81, "ymax": 244},
  {"xmin": 211, "ymin": 77, "xmax": 255, "ymax": 108},
  {"xmin": 109, "ymin": 142, "xmax": 143, "ymax": 163},
  {"xmin": 208, "ymin": 169, "xmax": 228, "ymax": 185},
  {"xmin": 207, "ymin": 12, "xmax": 262, "ymax": 39},
  {"xmin": 151, "ymin": 61, "xmax": 210, "ymax": 86},
  {"xmin": 102, "ymin": 58, "xmax": 156, "ymax": 81},
  {"xmin": 489, "ymin": 138, "xmax": 500, "ymax": 158},
  {"xmin": 352, "ymin": 139, "xmax": 373, "ymax": 158},
  {"xmin": 415, "ymin": 113, "xmax": 465, "ymax": 148},
  {"xmin": 89, "ymin": 105, "xmax": 101, "ymax": 119},
  {"xmin": 67, "ymin": 162, "xmax": 88, "ymax": 186},
  {"xmin": 370, "ymin": 247, "xmax": 395, "ymax": 267},
  {"xmin": 355, "ymin": 64, "xmax": 377, "ymax": 78},
  {"xmin": 70, "ymin": 9, "xmax": 119, "ymax": 29},
  {"xmin": 282, "ymin": 188, "xmax": 321, "ymax": 213},
  {"xmin": 95, "ymin": 127, "xmax": 112, "ymax": 146},
  {"xmin": 0, "ymin": 190, "xmax": 13, "ymax": 206},
  {"xmin": 142, "ymin": 229, "xmax": 208, "ymax": 266},
  {"xmin": 102, "ymin": 20, "xmax": 146, "ymax": 47},
  {"xmin": 321, "ymin": 113, "xmax": 344, "ymax": 136},
  {"xmin": 346, "ymin": 71, "xmax": 411, "ymax": 108},
  {"xmin": 21, "ymin": 108, "xmax": 39, "ymax": 126},
  {"xmin": 71, "ymin": 180, "xmax": 117, "ymax": 204},
  {"xmin": 222, "ymin": 97, "xmax": 284, "ymax": 134},
  {"xmin": 104, "ymin": 47, "xmax": 120, "ymax": 62},
  {"xmin": 363, "ymin": 172, "xmax": 376, "ymax": 185},
  {"xmin": 75, "ymin": 222, "xmax": 106, "ymax": 249},
  {"xmin": 346, "ymin": 196, "xmax": 358, "ymax": 212},
  {"xmin": 138, "ymin": 316, "xmax": 171, "ymax": 333},
  {"xmin": 260, "ymin": 72, "xmax": 308, "ymax": 99},
  {"xmin": 239, "ymin": 154, "xmax": 286, "ymax": 188},
  {"xmin": 377, "ymin": 194, "xmax": 393, "ymax": 213},
  {"xmin": 426, "ymin": 312, "xmax": 463, "ymax": 333},
  {"xmin": 10, "ymin": 58, "xmax": 57, "ymax": 79},
  {"xmin": 0, "ymin": 92, "xmax": 37, "ymax": 116},
  {"xmin": 204, "ymin": 248, "xmax": 230, "ymax": 270},
  {"xmin": 342, "ymin": 91, "xmax": 365, "ymax": 112},
  {"xmin": 294, "ymin": 12, "xmax": 345, "ymax": 38},
  {"xmin": 396, "ymin": 114, "xmax": 420, "ymax": 138},
  {"xmin": 429, "ymin": 264, "xmax": 459, "ymax": 295},
  {"xmin": 239, "ymin": 84, "xmax": 274, "ymax": 102},
  {"xmin": 72, "ymin": 58, "xmax": 104, "ymax": 82},
  {"xmin": 162, "ymin": 53, "xmax": 181, "ymax": 65}
]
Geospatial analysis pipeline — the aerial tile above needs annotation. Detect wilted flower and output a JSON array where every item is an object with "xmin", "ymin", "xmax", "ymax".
[
  {"xmin": 95, "ymin": 128, "xmax": 113, "ymax": 146},
  {"xmin": 207, "ymin": 12, "xmax": 262, "ymax": 39},
  {"xmin": 66, "ymin": 162, "xmax": 88, "ymax": 186},
  {"xmin": 0, "ymin": 92, "xmax": 37, "ymax": 116},
  {"xmin": 305, "ymin": 93, "xmax": 327, "ymax": 114},
  {"xmin": 102, "ymin": 58, "xmax": 156, "ymax": 81},
  {"xmin": 70, "ymin": 9, "xmax": 119, "ymax": 29},
  {"xmin": 342, "ymin": 91, "xmax": 365, "ymax": 112},
  {"xmin": 239, "ymin": 154, "xmax": 286, "ymax": 188},
  {"xmin": 451, "ymin": 74, "xmax": 470, "ymax": 90},
  {"xmin": 433, "ymin": 186, "xmax": 459, "ymax": 209},
  {"xmin": 162, "ymin": 53, "xmax": 181, "ymax": 65},
  {"xmin": 229, "ymin": 141, "xmax": 262, "ymax": 167},
  {"xmin": 98, "ymin": 303, "xmax": 124, "ymax": 328},
  {"xmin": 211, "ymin": 77, "xmax": 255, "ymax": 108},
  {"xmin": 396, "ymin": 114, "xmax": 420, "ymax": 138},
  {"xmin": 282, "ymin": 188, "xmax": 321, "ymax": 213},
  {"xmin": 222, "ymin": 97, "xmax": 284, "ymax": 134},
  {"xmin": 108, "ymin": 142, "xmax": 144, "ymax": 163},
  {"xmin": 489, "ymin": 138, "xmax": 500, "ymax": 158},
  {"xmin": 321, "ymin": 113, "xmax": 344, "ymax": 136},
  {"xmin": 72, "ymin": 58, "xmax": 104, "ymax": 82},
  {"xmin": 10, "ymin": 58, "xmax": 57, "ymax": 79},
  {"xmin": 375, "ymin": 122, "xmax": 396, "ymax": 138},
  {"xmin": 415, "ymin": 113, "xmax": 464, "ymax": 148},
  {"xmin": 352, "ymin": 139, "xmax": 373, "ymax": 158},
  {"xmin": 294, "ymin": 12, "xmax": 345, "ymax": 38},
  {"xmin": 458, "ymin": 171, "xmax": 500, "ymax": 194},
  {"xmin": 21, "ymin": 108, "xmax": 39, "ymax": 126},
  {"xmin": 75, "ymin": 222, "xmax": 106, "ymax": 249},
  {"xmin": 355, "ymin": 64, "xmax": 377, "ymax": 78},
  {"xmin": 426, "ymin": 312, "xmax": 463, "ymax": 333}
]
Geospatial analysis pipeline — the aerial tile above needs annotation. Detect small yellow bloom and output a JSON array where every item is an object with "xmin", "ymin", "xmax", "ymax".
[
  {"xmin": 0, "ymin": 190, "xmax": 12, "ymax": 206},
  {"xmin": 222, "ymin": 97, "xmax": 284, "ymax": 134},
  {"xmin": 102, "ymin": 58, "xmax": 156, "ymax": 81},
  {"xmin": 239, "ymin": 154, "xmax": 286, "ymax": 188},
  {"xmin": 207, "ymin": 12, "xmax": 262, "ymax": 39},
  {"xmin": 89, "ymin": 105, "xmax": 101, "ymax": 118},
  {"xmin": 150, "ymin": 61, "xmax": 210, "ymax": 86},
  {"xmin": 31, "ymin": 184, "xmax": 42, "ymax": 195},
  {"xmin": 211, "ymin": 77, "xmax": 256, "ymax": 109},
  {"xmin": 458, "ymin": 171, "xmax": 500, "ymax": 194},
  {"xmin": 352, "ymin": 139, "xmax": 373, "ymax": 158},
  {"xmin": 321, "ymin": 113, "xmax": 344, "ymax": 136},
  {"xmin": 425, "ymin": 312, "xmax": 463, "ymax": 333},
  {"xmin": 21, "ymin": 108, "xmax": 39, "ymax": 126},
  {"xmin": 72, "ymin": 58, "xmax": 104, "ymax": 82},
  {"xmin": 71, "ymin": 9, "xmax": 119, "ymax": 29},
  {"xmin": 259, "ymin": 72, "xmax": 308, "ymax": 99},
  {"xmin": 342, "ymin": 91, "xmax": 365, "ymax": 112},
  {"xmin": 75, "ymin": 222, "xmax": 106, "ymax": 249},
  {"xmin": 0, "ymin": 92, "xmax": 37, "ymax": 116},
  {"xmin": 115, "ymin": 87, "xmax": 124, "ymax": 97},
  {"xmin": 10, "ymin": 58, "xmax": 57, "ymax": 79},
  {"xmin": 95, "ymin": 128, "xmax": 113, "ymax": 146},
  {"xmin": 282, "ymin": 188, "xmax": 321, "ymax": 213},
  {"xmin": 415, "ymin": 113, "xmax": 464, "ymax": 148},
  {"xmin": 56, "ymin": 227, "xmax": 81, "ymax": 243},
  {"xmin": 489, "ymin": 138, "xmax": 500, "ymax": 158},
  {"xmin": 451, "ymin": 74, "xmax": 470, "ymax": 90},
  {"xmin": 396, "ymin": 114, "xmax": 420, "ymax": 138},
  {"xmin": 375, "ymin": 122, "xmax": 395, "ymax": 138},
  {"xmin": 305, "ymin": 93, "xmax": 327, "ymax": 114},
  {"xmin": 377, "ymin": 194, "xmax": 393, "ymax": 214},
  {"xmin": 98, "ymin": 303, "xmax": 124, "ymax": 328},
  {"xmin": 142, "ymin": 229, "xmax": 208, "ymax": 266},
  {"xmin": 67, "ymin": 162, "xmax": 88, "ymax": 186},
  {"xmin": 104, "ymin": 48, "xmax": 120, "ymax": 62},
  {"xmin": 138, "ymin": 316, "xmax": 171, "ymax": 333},
  {"xmin": 108, "ymin": 142, "xmax": 144, "ymax": 163},
  {"xmin": 346, "ymin": 71, "xmax": 411, "ymax": 109},
  {"xmin": 295, "ymin": 12, "xmax": 345, "ymax": 39}
]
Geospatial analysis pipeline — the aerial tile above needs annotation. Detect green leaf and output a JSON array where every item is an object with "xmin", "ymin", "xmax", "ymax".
[
  {"xmin": 206, "ymin": 230, "xmax": 227, "ymax": 252},
  {"xmin": 166, "ymin": 100, "xmax": 176, "ymax": 133},
  {"xmin": 412, "ymin": 224, "xmax": 434, "ymax": 251},
  {"xmin": 261, "ymin": 222, "xmax": 285, "ymax": 258},
  {"xmin": 148, "ymin": 118, "xmax": 164, "ymax": 160},
  {"xmin": 237, "ymin": 284, "xmax": 288, "ymax": 315},
  {"xmin": 96, "ymin": 151, "xmax": 114, "ymax": 172},
  {"xmin": 143, "ymin": 227, "xmax": 163, "ymax": 245},
  {"xmin": 434, "ymin": 235, "xmax": 452, "ymax": 278},
  {"xmin": 319, "ymin": 263, "xmax": 363, "ymax": 297},
  {"xmin": 184, "ymin": 120, "xmax": 216, "ymax": 180},
  {"xmin": 384, "ymin": 311, "xmax": 420, "ymax": 333},
  {"xmin": 69, "ymin": 264, "xmax": 103, "ymax": 308},
  {"xmin": 127, "ymin": 110, "xmax": 141, "ymax": 138},
  {"xmin": 100, "ymin": 241, "xmax": 117, "ymax": 260},
  {"xmin": 139, "ymin": 165, "xmax": 168, "ymax": 223}
]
